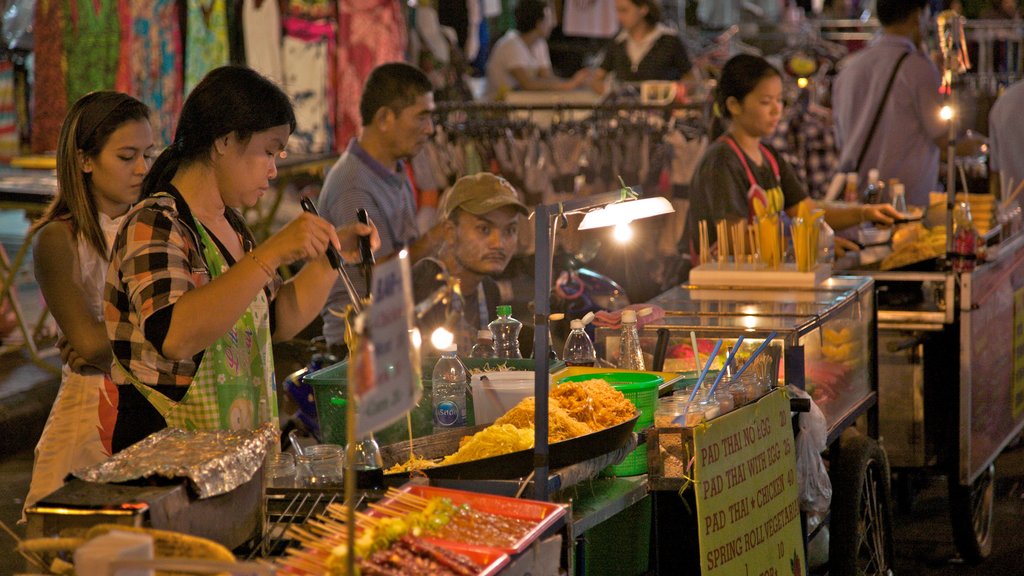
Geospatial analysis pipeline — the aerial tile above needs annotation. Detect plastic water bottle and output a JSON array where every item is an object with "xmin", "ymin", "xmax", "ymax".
[
  {"xmin": 489, "ymin": 305, "xmax": 522, "ymax": 359},
  {"xmin": 618, "ymin": 309, "xmax": 645, "ymax": 370},
  {"xmin": 432, "ymin": 345, "xmax": 468, "ymax": 432},
  {"xmin": 470, "ymin": 329, "xmax": 495, "ymax": 358},
  {"xmin": 563, "ymin": 319, "xmax": 597, "ymax": 367}
]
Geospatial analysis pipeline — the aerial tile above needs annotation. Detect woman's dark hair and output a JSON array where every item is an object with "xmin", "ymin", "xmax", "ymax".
[
  {"xmin": 629, "ymin": 0, "xmax": 663, "ymax": 26},
  {"xmin": 142, "ymin": 65, "xmax": 295, "ymax": 197},
  {"xmin": 710, "ymin": 54, "xmax": 781, "ymax": 138},
  {"xmin": 876, "ymin": 0, "xmax": 928, "ymax": 27},
  {"xmin": 515, "ymin": 0, "xmax": 549, "ymax": 33},
  {"xmin": 359, "ymin": 62, "xmax": 434, "ymax": 126},
  {"xmin": 32, "ymin": 91, "xmax": 150, "ymax": 256}
]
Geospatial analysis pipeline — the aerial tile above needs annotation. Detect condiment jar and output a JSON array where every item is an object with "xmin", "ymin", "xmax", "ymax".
[
  {"xmin": 655, "ymin": 396, "xmax": 685, "ymax": 428},
  {"xmin": 708, "ymin": 388, "xmax": 734, "ymax": 415},
  {"xmin": 295, "ymin": 444, "xmax": 345, "ymax": 487},
  {"xmin": 266, "ymin": 453, "xmax": 297, "ymax": 488},
  {"xmin": 699, "ymin": 393, "xmax": 721, "ymax": 421}
]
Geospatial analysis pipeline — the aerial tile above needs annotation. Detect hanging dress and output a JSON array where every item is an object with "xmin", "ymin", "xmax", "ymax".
[
  {"xmin": 242, "ymin": 0, "xmax": 284, "ymax": 86},
  {"xmin": 63, "ymin": 0, "xmax": 120, "ymax": 104},
  {"xmin": 32, "ymin": 0, "xmax": 67, "ymax": 153},
  {"xmin": 335, "ymin": 0, "xmax": 407, "ymax": 147},
  {"xmin": 115, "ymin": 0, "xmax": 183, "ymax": 147},
  {"xmin": 185, "ymin": 0, "xmax": 230, "ymax": 94}
]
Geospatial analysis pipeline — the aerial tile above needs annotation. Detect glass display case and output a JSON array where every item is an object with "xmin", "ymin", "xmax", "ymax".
[{"xmin": 595, "ymin": 276, "xmax": 876, "ymax": 438}]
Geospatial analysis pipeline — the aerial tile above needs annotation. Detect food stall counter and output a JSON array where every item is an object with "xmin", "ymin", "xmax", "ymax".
[{"xmin": 597, "ymin": 276, "xmax": 877, "ymax": 441}]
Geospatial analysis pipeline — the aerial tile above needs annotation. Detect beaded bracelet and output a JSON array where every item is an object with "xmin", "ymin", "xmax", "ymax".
[{"xmin": 248, "ymin": 252, "xmax": 275, "ymax": 280}]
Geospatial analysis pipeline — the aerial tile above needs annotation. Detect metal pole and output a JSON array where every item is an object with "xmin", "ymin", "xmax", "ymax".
[{"xmin": 533, "ymin": 204, "xmax": 552, "ymax": 501}]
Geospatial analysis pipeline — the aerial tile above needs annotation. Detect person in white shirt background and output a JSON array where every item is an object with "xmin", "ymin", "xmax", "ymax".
[{"xmin": 485, "ymin": 0, "xmax": 593, "ymax": 100}]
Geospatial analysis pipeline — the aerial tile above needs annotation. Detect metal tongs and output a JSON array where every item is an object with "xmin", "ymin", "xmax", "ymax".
[{"xmin": 299, "ymin": 198, "xmax": 370, "ymax": 314}]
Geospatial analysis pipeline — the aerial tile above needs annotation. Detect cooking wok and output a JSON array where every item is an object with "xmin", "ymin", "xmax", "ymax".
[{"xmin": 380, "ymin": 411, "xmax": 640, "ymax": 480}]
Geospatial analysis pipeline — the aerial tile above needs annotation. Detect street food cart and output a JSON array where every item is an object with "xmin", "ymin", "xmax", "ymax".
[
  {"xmin": 843, "ymin": 229, "xmax": 1024, "ymax": 563},
  {"xmin": 594, "ymin": 275, "xmax": 891, "ymax": 575}
]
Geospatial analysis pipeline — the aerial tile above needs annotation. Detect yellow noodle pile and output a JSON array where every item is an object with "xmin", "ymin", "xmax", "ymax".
[
  {"xmin": 551, "ymin": 379, "xmax": 636, "ymax": 429},
  {"xmin": 494, "ymin": 397, "xmax": 594, "ymax": 442},
  {"xmin": 439, "ymin": 424, "xmax": 535, "ymax": 465}
]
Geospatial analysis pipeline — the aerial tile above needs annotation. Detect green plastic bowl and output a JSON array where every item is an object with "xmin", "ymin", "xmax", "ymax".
[{"xmin": 557, "ymin": 371, "xmax": 664, "ymax": 391}]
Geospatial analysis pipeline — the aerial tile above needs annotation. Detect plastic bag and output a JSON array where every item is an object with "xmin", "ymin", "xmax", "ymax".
[{"xmin": 788, "ymin": 385, "xmax": 832, "ymax": 513}]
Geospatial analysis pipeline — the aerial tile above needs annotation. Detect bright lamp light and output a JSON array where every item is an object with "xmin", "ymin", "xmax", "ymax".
[
  {"xmin": 940, "ymin": 105, "xmax": 954, "ymax": 121},
  {"xmin": 577, "ymin": 196, "xmax": 675, "ymax": 230},
  {"xmin": 430, "ymin": 326, "xmax": 454, "ymax": 349},
  {"xmin": 613, "ymin": 223, "xmax": 634, "ymax": 242}
]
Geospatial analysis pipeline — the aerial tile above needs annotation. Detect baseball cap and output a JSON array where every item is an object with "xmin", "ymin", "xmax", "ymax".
[{"xmin": 438, "ymin": 173, "xmax": 530, "ymax": 220}]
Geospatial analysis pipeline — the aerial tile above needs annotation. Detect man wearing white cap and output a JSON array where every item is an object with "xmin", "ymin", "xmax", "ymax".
[{"xmin": 413, "ymin": 173, "xmax": 530, "ymax": 351}]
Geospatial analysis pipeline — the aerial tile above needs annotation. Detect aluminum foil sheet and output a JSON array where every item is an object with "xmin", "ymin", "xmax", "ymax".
[{"xmin": 74, "ymin": 423, "xmax": 276, "ymax": 499}]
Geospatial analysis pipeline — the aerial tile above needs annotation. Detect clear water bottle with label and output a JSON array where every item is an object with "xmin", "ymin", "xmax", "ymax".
[
  {"xmin": 489, "ymin": 305, "xmax": 523, "ymax": 359},
  {"xmin": 618, "ymin": 309, "xmax": 645, "ymax": 371},
  {"xmin": 432, "ymin": 345, "xmax": 468, "ymax": 432},
  {"xmin": 563, "ymin": 319, "xmax": 597, "ymax": 367}
]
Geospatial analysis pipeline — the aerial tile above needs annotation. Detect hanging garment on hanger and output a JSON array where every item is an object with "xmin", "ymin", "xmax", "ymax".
[
  {"xmin": 549, "ymin": 127, "xmax": 586, "ymax": 179},
  {"xmin": 116, "ymin": 0, "xmax": 183, "ymax": 147},
  {"xmin": 185, "ymin": 0, "xmax": 230, "ymax": 94},
  {"xmin": 32, "ymin": 0, "xmax": 67, "ymax": 153},
  {"xmin": 64, "ymin": 0, "xmax": 120, "ymax": 103},
  {"xmin": 336, "ymin": 0, "xmax": 407, "ymax": 149},
  {"xmin": 667, "ymin": 129, "xmax": 707, "ymax": 187},
  {"xmin": 243, "ymin": 0, "xmax": 284, "ymax": 85},
  {"xmin": 282, "ymin": 16, "xmax": 332, "ymax": 154}
]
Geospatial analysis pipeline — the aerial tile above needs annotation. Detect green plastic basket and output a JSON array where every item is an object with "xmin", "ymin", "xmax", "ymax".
[
  {"xmin": 557, "ymin": 371, "xmax": 662, "ymax": 476},
  {"xmin": 308, "ymin": 357, "xmax": 565, "ymax": 446}
]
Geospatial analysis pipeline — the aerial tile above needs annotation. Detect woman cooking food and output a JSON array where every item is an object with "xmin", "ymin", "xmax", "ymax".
[
  {"xmin": 687, "ymin": 54, "xmax": 900, "ymax": 258},
  {"xmin": 105, "ymin": 66, "xmax": 379, "ymax": 452}
]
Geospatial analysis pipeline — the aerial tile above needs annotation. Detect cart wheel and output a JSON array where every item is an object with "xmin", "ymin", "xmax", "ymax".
[
  {"xmin": 829, "ymin": 432, "xmax": 895, "ymax": 576},
  {"xmin": 947, "ymin": 462, "xmax": 994, "ymax": 563}
]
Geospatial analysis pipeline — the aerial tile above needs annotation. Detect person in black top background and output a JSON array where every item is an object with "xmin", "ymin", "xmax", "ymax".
[{"xmin": 589, "ymin": 0, "xmax": 693, "ymax": 93}]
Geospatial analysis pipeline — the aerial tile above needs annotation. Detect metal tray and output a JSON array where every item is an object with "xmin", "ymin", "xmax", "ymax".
[{"xmin": 381, "ymin": 411, "xmax": 641, "ymax": 480}]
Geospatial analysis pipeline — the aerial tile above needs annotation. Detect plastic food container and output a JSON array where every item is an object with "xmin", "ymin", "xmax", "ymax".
[{"xmin": 471, "ymin": 371, "xmax": 535, "ymax": 425}]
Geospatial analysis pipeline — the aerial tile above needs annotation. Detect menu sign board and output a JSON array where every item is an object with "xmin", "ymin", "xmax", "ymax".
[
  {"xmin": 694, "ymin": 389, "xmax": 805, "ymax": 576},
  {"xmin": 358, "ymin": 251, "xmax": 422, "ymax": 436}
]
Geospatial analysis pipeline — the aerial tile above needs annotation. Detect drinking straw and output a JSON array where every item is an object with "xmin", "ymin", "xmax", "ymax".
[
  {"xmin": 731, "ymin": 331, "xmax": 779, "ymax": 381},
  {"xmin": 708, "ymin": 336, "xmax": 745, "ymax": 397},
  {"xmin": 690, "ymin": 331, "xmax": 701, "ymax": 372},
  {"xmin": 687, "ymin": 338, "xmax": 723, "ymax": 403}
]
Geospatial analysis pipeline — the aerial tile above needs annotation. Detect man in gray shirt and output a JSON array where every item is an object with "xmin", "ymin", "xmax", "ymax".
[
  {"xmin": 988, "ymin": 79, "xmax": 1024, "ymax": 198},
  {"xmin": 833, "ymin": 0, "xmax": 946, "ymax": 207},
  {"xmin": 318, "ymin": 63, "xmax": 438, "ymax": 348}
]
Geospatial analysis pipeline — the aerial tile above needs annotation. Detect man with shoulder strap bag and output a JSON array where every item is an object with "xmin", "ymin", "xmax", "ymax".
[{"xmin": 832, "ymin": 0, "xmax": 947, "ymax": 208}]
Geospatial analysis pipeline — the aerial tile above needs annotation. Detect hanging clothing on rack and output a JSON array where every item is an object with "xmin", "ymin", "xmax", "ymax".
[
  {"xmin": 335, "ymin": 0, "xmax": 407, "ymax": 150},
  {"xmin": 115, "ymin": 0, "xmax": 183, "ymax": 147},
  {"xmin": 64, "ymin": 0, "xmax": 120, "ymax": 104},
  {"xmin": 282, "ymin": 16, "xmax": 333, "ymax": 154},
  {"xmin": 243, "ymin": 0, "xmax": 284, "ymax": 86},
  {"xmin": 769, "ymin": 101, "xmax": 837, "ymax": 200},
  {"xmin": 185, "ymin": 0, "xmax": 230, "ymax": 94},
  {"xmin": 31, "ymin": 0, "xmax": 67, "ymax": 153}
]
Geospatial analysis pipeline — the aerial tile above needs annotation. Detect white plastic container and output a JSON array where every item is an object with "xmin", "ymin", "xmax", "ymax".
[{"xmin": 470, "ymin": 371, "xmax": 535, "ymax": 425}]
